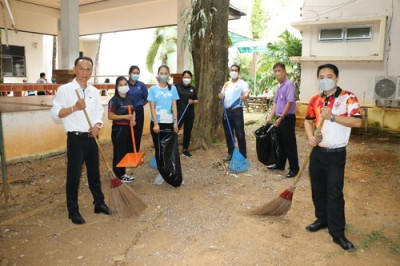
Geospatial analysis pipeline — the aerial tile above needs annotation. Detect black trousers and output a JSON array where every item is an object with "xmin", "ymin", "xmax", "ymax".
[
  {"xmin": 178, "ymin": 115, "xmax": 194, "ymax": 150},
  {"xmin": 111, "ymin": 125, "xmax": 133, "ymax": 178},
  {"xmin": 66, "ymin": 134, "xmax": 105, "ymax": 214},
  {"xmin": 133, "ymin": 106, "xmax": 144, "ymax": 152},
  {"xmin": 275, "ymin": 114, "xmax": 299, "ymax": 172},
  {"xmin": 150, "ymin": 121, "xmax": 174, "ymax": 166},
  {"xmin": 222, "ymin": 108, "xmax": 247, "ymax": 158},
  {"xmin": 309, "ymin": 147, "xmax": 347, "ymax": 238}
]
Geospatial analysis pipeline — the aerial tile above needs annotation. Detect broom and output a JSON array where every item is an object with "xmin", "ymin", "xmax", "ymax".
[
  {"xmin": 222, "ymin": 101, "xmax": 250, "ymax": 173},
  {"xmin": 75, "ymin": 90, "xmax": 147, "ymax": 218},
  {"xmin": 149, "ymin": 103, "xmax": 190, "ymax": 169},
  {"xmin": 248, "ymin": 119, "xmax": 325, "ymax": 216}
]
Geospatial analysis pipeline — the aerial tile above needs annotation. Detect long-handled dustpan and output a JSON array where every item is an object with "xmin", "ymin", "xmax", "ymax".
[
  {"xmin": 222, "ymin": 101, "xmax": 250, "ymax": 173},
  {"xmin": 117, "ymin": 105, "xmax": 144, "ymax": 168}
]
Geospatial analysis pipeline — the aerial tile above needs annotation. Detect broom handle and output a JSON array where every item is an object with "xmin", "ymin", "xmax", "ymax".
[
  {"xmin": 75, "ymin": 89, "xmax": 115, "ymax": 177},
  {"xmin": 128, "ymin": 106, "xmax": 138, "ymax": 154},
  {"xmin": 177, "ymin": 103, "xmax": 190, "ymax": 125},
  {"xmin": 221, "ymin": 100, "xmax": 237, "ymax": 147},
  {"xmin": 291, "ymin": 119, "xmax": 325, "ymax": 187}
]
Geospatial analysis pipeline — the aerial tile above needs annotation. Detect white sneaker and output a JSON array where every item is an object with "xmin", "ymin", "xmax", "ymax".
[
  {"xmin": 121, "ymin": 174, "xmax": 135, "ymax": 183},
  {"xmin": 154, "ymin": 174, "xmax": 164, "ymax": 185}
]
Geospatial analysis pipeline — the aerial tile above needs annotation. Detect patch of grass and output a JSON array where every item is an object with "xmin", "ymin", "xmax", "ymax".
[
  {"xmin": 374, "ymin": 168, "xmax": 383, "ymax": 179},
  {"xmin": 358, "ymin": 230, "xmax": 400, "ymax": 254}
]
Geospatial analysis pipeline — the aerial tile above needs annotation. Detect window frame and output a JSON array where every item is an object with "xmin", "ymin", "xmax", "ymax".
[{"xmin": 345, "ymin": 25, "xmax": 372, "ymax": 40}]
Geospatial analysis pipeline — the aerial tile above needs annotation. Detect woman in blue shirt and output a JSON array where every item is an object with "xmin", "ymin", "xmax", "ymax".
[
  {"xmin": 127, "ymin": 65, "xmax": 148, "ymax": 152},
  {"xmin": 147, "ymin": 65, "xmax": 180, "ymax": 185},
  {"xmin": 108, "ymin": 76, "xmax": 136, "ymax": 183}
]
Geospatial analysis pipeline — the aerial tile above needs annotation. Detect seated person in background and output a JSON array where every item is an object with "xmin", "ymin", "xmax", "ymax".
[
  {"xmin": 262, "ymin": 88, "xmax": 273, "ymax": 105},
  {"xmin": 36, "ymin": 72, "xmax": 48, "ymax": 95},
  {"xmin": 101, "ymin": 78, "xmax": 110, "ymax": 96}
]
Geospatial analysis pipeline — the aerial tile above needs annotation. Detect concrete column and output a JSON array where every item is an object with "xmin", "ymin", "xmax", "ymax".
[
  {"xmin": 177, "ymin": 0, "xmax": 190, "ymax": 72},
  {"xmin": 58, "ymin": 0, "xmax": 79, "ymax": 69}
]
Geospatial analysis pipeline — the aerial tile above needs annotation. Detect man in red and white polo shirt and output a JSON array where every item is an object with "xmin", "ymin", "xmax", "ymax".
[{"xmin": 304, "ymin": 64, "xmax": 362, "ymax": 251}]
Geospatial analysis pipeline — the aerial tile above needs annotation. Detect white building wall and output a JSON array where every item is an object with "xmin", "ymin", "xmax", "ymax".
[
  {"xmin": 296, "ymin": 0, "xmax": 400, "ymax": 106},
  {"xmin": 2, "ymin": 30, "xmax": 49, "ymax": 84}
]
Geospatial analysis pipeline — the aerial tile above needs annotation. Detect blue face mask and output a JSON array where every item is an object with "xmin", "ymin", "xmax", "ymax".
[
  {"xmin": 159, "ymin": 75, "xmax": 169, "ymax": 83},
  {"xmin": 130, "ymin": 74, "xmax": 139, "ymax": 81},
  {"xmin": 319, "ymin": 78, "xmax": 336, "ymax": 91}
]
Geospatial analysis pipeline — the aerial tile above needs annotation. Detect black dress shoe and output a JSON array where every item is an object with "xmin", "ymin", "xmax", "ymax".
[
  {"xmin": 68, "ymin": 212, "xmax": 86, "ymax": 224},
  {"xmin": 223, "ymin": 154, "xmax": 232, "ymax": 162},
  {"xmin": 332, "ymin": 236, "xmax": 354, "ymax": 251},
  {"xmin": 306, "ymin": 220, "xmax": 328, "ymax": 232},
  {"xmin": 266, "ymin": 165, "xmax": 284, "ymax": 170},
  {"xmin": 94, "ymin": 203, "xmax": 111, "ymax": 215},
  {"xmin": 285, "ymin": 170, "xmax": 298, "ymax": 178}
]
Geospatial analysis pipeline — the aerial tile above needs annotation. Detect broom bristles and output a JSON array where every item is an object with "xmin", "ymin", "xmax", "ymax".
[
  {"xmin": 228, "ymin": 149, "xmax": 250, "ymax": 173},
  {"xmin": 109, "ymin": 184, "xmax": 148, "ymax": 218},
  {"xmin": 248, "ymin": 186, "xmax": 296, "ymax": 216},
  {"xmin": 247, "ymin": 196, "xmax": 292, "ymax": 216}
]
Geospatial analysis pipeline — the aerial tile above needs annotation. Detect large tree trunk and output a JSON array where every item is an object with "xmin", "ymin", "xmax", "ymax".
[{"xmin": 190, "ymin": 0, "xmax": 229, "ymax": 149}]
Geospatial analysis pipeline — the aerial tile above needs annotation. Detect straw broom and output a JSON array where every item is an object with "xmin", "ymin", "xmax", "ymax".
[
  {"xmin": 248, "ymin": 120, "xmax": 325, "ymax": 216},
  {"xmin": 75, "ymin": 90, "xmax": 147, "ymax": 218}
]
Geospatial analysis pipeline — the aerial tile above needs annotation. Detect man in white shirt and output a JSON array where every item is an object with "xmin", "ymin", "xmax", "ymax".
[
  {"xmin": 50, "ymin": 56, "xmax": 110, "ymax": 225},
  {"xmin": 218, "ymin": 64, "xmax": 250, "ymax": 161}
]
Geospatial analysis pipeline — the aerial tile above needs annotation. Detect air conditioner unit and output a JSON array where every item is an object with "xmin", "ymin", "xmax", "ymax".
[{"xmin": 374, "ymin": 76, "xmax": 398, "ymax": 100}]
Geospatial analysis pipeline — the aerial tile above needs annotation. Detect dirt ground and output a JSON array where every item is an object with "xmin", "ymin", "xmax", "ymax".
[{"xmin": 1, "ymin": 112, "xmax": 399, "ymax": 266}]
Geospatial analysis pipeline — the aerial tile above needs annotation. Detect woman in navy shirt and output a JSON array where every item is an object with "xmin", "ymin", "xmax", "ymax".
[
  {"xmin": 108, "ymin": 76, "xmax": 136, "ymax": 182},
  {"xmin": 127, "ymin": 65, "xmax": 148, "ymax": 152}
]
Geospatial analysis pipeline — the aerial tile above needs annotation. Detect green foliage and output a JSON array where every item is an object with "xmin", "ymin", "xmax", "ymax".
[
  {"xmin": 250, "ymin": 0, "xmax": 268, "ymax": 40},
  {"xmin": 146, "ymin": 27, "xmax": 177, "ymax": 73},
  {"xmin": 257, "ymin": 29, "xmax": 302, "ymax": 98}
]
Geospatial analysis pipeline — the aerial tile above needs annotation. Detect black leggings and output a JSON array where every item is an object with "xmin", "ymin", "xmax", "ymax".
[
  {"xmin": 178, "ymin": 115, "xmax": 194, "ymax": 150},
  {"xmin": 111, "ymin": 125, "xmax": 133, "ymax": 178}
]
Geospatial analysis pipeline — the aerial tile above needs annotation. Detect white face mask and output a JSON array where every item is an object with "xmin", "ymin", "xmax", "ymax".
[
  {"xmin": 319, "ymin": 78, "xmax": 336, "ymax": 92},
  {"xmin": 183, "ymin": 78, "xmax": 191, "ymax": 85},
  {"xmin": 118, "ymin": 85, "xmax": 129, "ymax": 94},
  {"xmin": 230, "ymin": 71, "xmax": 239, "ymax": 79}
]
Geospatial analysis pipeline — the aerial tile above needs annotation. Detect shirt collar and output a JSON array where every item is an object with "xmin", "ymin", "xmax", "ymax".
[
  {"xmin": 320, "ymin": 86, "xmax": 342, "ymax": 98},
  {"xmin": 72, "ymin": 78, "xmax": 89, "ymax": 90}
]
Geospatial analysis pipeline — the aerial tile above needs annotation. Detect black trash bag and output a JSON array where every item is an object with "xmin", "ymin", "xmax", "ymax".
[
  {"xmin": 157, "ymin": 129, "xmax": 183, "ymax": 187},
  {"xmin": 254, "ymin": 124, "xmax": 280, "ymax": 166}
]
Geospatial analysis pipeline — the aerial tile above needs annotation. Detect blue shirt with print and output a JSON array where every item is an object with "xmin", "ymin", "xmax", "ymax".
[{"xmin": 147, "ymin": 84, "xmax": 180, "ymax": 123}]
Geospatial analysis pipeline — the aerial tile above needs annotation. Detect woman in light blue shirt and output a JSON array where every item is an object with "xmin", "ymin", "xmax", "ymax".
[{"xmin": 147, "ymin": 65, "xmax": 180, "ymax": 185}]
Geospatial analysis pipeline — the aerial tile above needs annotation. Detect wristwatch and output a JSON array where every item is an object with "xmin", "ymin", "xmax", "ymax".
[{"xmin": 330, "ymin": 115, "xmax": 336, "ymax": 122}]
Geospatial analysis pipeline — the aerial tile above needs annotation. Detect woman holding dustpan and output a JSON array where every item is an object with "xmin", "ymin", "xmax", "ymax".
[{"xmin": 108, "ymin": 76, "xmax": 136, "ymax": 183}]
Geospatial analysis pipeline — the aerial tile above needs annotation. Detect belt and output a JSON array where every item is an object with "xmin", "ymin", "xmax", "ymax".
[
  {"xmin": 278, "ymin": 114, "xmax": 295, "ymax": 119},
  {"xmin": 316, "ymin": 146, "xmax": 346, "ymax": 153},
  {"xmin": 226, "ymin": 107, "xmax": 243, "ymax": 113},
  {"xmin": 68, "ymin": 131, "xmax": 92, "ymax": 137}
]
